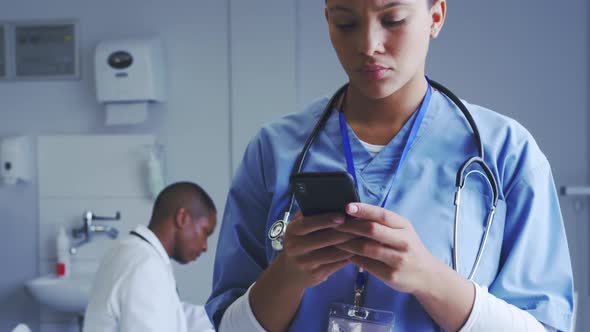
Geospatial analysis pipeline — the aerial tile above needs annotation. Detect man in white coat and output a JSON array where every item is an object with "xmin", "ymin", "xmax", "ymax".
[{"xmin": 83, "ymin": 181, "xmax": 217, "ymax": 332}]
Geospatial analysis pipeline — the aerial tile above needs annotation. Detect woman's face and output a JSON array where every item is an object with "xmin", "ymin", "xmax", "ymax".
[{"xmin": 326, "ymin": 0, "xmax": 444, "ymax": 99}]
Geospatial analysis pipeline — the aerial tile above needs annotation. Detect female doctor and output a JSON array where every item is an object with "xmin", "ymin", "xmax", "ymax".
[{"xmin": 206, "ymin": 0, "xmax": 574, "ymax": 331}]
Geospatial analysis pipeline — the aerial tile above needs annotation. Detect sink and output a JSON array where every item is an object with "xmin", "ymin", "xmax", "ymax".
[{"xmin": 25, "ymin": 274, "xmax": 94, "ymax": 314}]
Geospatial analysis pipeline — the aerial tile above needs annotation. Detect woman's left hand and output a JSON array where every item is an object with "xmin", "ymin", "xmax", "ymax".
[{"xmin": 335, "ymin": 202, "xmax": 442, "ymax": 295}]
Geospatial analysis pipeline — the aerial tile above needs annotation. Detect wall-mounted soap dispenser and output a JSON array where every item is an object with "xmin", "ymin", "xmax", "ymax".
[
  {"xmin": 0, "ymin": 136, "xmax": 33, "ymax": 185},
  {"xmin": 146, "ymin": 144, "xmax": 165, "ymax": 200}
]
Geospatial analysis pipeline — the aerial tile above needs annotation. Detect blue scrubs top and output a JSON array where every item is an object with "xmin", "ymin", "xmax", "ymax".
[{"xmin": 206, "ymin": 90, "xmax": 574, "ymax": 331}]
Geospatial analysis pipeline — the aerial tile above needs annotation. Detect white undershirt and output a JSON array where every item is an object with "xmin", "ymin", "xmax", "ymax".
[{"xmin": 359, "ymin": 139, "xmax": 386, "ymax": 157}]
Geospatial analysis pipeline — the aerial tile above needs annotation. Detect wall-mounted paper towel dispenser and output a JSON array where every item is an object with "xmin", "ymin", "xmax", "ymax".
[{"xmin": 94, "ymin": 38, "xmax": 165, "ymax": 125}]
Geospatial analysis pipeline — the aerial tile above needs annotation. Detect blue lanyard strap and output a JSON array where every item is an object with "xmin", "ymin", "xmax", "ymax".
[
  {"xmin": 338, "ymin": 110, "xmax": 359, "ymax": 189},
  {"xmin": 338, "ymin": 81, "xmax": 433, "ymax": 309}
]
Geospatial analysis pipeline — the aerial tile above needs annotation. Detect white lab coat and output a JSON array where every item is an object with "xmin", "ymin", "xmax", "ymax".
[{"xmin": 83, "ymin": 225, "xmax": 215, "ymax": 332}]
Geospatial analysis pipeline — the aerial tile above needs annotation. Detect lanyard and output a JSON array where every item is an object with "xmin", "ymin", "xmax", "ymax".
[{"xmin": 338, "ymin": 83, "xmax": 432, "ymax": 310}]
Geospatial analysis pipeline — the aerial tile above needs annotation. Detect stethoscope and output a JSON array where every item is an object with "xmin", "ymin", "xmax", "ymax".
[{"xmin": 268, "ymin": 78, "xmax": 499, "ymax": 280}]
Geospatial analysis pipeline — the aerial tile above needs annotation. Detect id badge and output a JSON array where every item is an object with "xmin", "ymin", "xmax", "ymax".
[{"xmin": 327, "ymin": 303, "xmax": 395, "ymax": 332}]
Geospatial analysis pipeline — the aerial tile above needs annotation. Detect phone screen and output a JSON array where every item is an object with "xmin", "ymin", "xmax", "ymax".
[{"xmin": 290, "ymin": 171, "xmax": 359, "ymax": 216}]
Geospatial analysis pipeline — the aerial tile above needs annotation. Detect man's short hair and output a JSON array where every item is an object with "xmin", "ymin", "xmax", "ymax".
[{"xmin": 151, "ymin": 182, "xmax": 216, "ymax": 222}]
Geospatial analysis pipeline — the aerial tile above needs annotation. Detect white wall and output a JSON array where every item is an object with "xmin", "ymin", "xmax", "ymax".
[
  {"xmin": 0, "ymin": 1, "xmax": 229, "ymax": 331},
  {"xmin": 229, "ymin": 1, "xmax": 297, "ymax": 171}
]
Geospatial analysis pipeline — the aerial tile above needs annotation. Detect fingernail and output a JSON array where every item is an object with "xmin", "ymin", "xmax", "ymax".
[
  {"xmin": 333, "ymin": 217, "xmax": 344, "ymax": 224},
  {"xmin": 348, "ymin": 204, "xmax": 358, "ymax": 213}
]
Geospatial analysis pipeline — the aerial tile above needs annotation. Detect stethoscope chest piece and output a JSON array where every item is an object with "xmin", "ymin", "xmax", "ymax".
[
  {"xmin": 269, "ymin": 212, "xmax": 291, "ymax": 251},
  {"xmin": 266, "ymin": 79, "xmax": 500, "ymax": 281}
]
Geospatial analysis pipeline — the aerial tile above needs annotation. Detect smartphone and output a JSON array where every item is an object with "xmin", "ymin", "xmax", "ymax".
[{"xmin": 289, "ymin": 171, "xmax": 360, "ymax": 216}]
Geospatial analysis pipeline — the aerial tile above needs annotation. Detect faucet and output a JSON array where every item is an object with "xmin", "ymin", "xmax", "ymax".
[{"xmin": 70, "ymin": 211, "xmax": 121, "ymax": 255}]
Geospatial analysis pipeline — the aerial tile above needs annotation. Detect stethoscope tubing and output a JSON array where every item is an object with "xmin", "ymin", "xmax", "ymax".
[{"xmin": 275, "ymin": 78, "xmax": 499, "ymax": 280}]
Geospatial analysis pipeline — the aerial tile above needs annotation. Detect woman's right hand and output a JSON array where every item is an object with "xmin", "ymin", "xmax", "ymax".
[
  {"xmin": 250, "ymin": 212, "xmax": 355, "ymax": 331},
  {"xmin": 276, "ymin": 212, "xmax": 356, "ymax": 289}
]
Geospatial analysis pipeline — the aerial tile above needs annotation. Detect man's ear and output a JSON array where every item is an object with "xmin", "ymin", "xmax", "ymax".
[{"xmin": 174, "ymin": 208, "xmax": 189, "ymax": 229}]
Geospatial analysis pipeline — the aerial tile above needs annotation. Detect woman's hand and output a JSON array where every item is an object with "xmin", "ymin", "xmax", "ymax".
[
  {"xmin": 251, "ymin": 212, "xmax": 357, "ymax": 331},
  {"xmin": 335, "ymin": 202, "xmax": 476, "ymax": 331},
  {"xmin": 277, "ymin": 211, "xmax": 357, "ymax": 290},
  {"xmin": 335, "ymin": 202, "xmax": 441, "ymax": 294}
]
